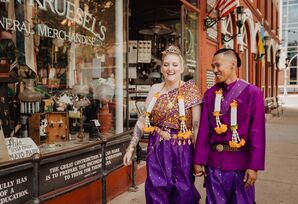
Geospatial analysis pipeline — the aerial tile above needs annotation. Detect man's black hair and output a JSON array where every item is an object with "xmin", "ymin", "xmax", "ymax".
[{"xmin": 213, "ymin": 48, "xmax": 241, "ymax": 68}]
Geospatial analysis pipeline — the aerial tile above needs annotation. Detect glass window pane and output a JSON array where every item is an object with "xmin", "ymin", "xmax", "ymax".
[
  {"xmin": 183, "ymin": 8, "xmax": 198, "ymax": 79},
  {"xmin": 1, "ymin": 0, "xmax": 126, "ymax": 138}
]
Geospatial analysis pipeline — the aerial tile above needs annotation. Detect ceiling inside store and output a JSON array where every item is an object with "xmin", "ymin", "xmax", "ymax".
[
  {"xmin": 129, "ymin": 0, "xmax": 181, "ymax": 38},
  {"xmin": 130, "ymin": 0, "xmax": 181, "ymax": 21}
]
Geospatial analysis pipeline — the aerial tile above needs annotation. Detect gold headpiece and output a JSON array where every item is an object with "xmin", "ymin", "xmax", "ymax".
[{"xmin": 162, "ymin": 45, "xmax": 181, "ymax": 56}]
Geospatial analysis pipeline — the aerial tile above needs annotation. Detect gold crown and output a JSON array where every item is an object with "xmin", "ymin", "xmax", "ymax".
[{"xmin": 162, "ymin": 45, "xmax": 181, "ymax": 56}]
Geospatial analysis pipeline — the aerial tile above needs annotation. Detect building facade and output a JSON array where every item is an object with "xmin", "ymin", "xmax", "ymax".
[
  {"xmin": 198, "ymin": 0, "xmax": 280, "ymax": 102},
  {"xmin": 0, "ymin": 0, "xmax": 280, "ymax": 203},
  {"xmin": 281, "ymin": 0, "xmax": 298, "ymax": 94}
]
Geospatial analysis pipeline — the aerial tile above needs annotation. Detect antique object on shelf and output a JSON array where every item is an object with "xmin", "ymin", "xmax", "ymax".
[
  {"xmin": 0, "ymin": 77, "xmax": 18, "ymax": 137},
  {"xmin": 45, "ymin": 112, "xmax": 69, "ymax": 143},
  {"xmin": 72, "ymin": 84, "xmax": 89, "ymax": 96},
  {"xmin": 43, "ymin": 98, "xmax": 55, "ymax": 112},
  {"xmin": 48, "ymin": 78, "xmax": 60, "ymax": 88},
  {"xmin": 0, "ymin": 57, "xmax": 10, "ymax": 76},
  {"xmin": 89, "ymin": 119, "xmax": 100, "ymax": 140},
  {"xmin": 137, "ymin": 40, "xmax": 152, "ymax": 63},
  {"xmin": 97, "ymin": 102, "xmax": 112, "ymax": 134},
  {"xmin": 20, "ymin": 115, "xmax": 29, "ymax": 138},
  {"xmin": 72, "ymin": 84, "xmax": 90, "ymax": 142},
  {"xmin": 91, "ymin": 78, "xmax": 114, "ymax": 134},
  {"xmin": 0, "ymin": 31, "xmax": 16, "ymax": 77},
  {"xmin": 29, "ymin": 112, "xmax": 69, "ymax": 144},
  {"xmin": 19, "ymin": 79, "xmax": 42, "ymax": 114},
  {"xmin": 39, "ymin": 67, "xmax": 48, "ymax": 85},
  {"xmin": 48, "ymin": 67, "xmax": 60, "ymax": 88}
]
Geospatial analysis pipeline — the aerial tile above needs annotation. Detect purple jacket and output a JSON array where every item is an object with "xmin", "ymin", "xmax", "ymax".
[{"xmin": 194, "ymin": 80, "xmax": 266, "ymax": 171}]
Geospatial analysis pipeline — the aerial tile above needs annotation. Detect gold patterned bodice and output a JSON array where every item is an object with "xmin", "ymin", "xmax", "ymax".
[{"xmin": 151, "ymin": 80, "xmax": 202, "ymax": 130}]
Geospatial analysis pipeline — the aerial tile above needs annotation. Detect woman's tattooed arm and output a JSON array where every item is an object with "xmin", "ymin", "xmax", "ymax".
[{"xmin": 127, "ymin": 115, "xmax": 145, "ymax": 152}]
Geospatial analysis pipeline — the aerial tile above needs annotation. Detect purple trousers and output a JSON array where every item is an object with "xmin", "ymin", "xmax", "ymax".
[
  {"xmin": 145, "ymin": 129, "xmax": 200, "ymax": 204},
  {"xmin": 205, "ymin": 167, "xmax": 255, "ymax": 204}
]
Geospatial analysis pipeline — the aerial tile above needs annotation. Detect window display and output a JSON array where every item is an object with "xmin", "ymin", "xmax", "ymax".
[
  {"xmin": 0, "ymin": 0, "xmax": 199, "ymax": 163},
  {"xmin": 0, "ymin": 0, "xmax": 126, "ymax": 160}
]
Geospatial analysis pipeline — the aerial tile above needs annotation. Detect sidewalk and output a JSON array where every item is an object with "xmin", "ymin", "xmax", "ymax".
[
  {"xmin": 256, "ymin": 96, "xmax": 298, "ymax": 203},
  {"xmin": 109, "ymin": 95, "xmax": 298, "ymax": 204}
]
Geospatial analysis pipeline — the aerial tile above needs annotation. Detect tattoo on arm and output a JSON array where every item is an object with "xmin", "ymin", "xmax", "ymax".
[
  {"xmin": 134, "ymin": 125, "xmax": 143, "ymax": 139},
  {"xmin": 130, "ymin": 124, "xmax": 144, "ymax": 147},
  {"xmin": 193, "ymin": 122, "xmax": 199, "ymax": 128}
]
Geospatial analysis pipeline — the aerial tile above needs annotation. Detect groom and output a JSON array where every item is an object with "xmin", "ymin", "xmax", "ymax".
[{"xmin": 194, "ymin": 48, "xmax": 265, "ymax": 203}]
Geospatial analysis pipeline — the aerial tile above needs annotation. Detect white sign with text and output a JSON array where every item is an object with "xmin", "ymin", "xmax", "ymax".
[{"xmin": 5, "ymin": 137, "xmax": 39, "ymax": 160}]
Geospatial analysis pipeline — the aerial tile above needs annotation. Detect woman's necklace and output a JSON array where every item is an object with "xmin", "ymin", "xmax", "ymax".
[
  {"xmin": 166, "ymin": 91, "xmax": 175, "ymax": 109},
  {"xmin": 163, "ymin": 82, "xmax": 179, "ymax": 109}
]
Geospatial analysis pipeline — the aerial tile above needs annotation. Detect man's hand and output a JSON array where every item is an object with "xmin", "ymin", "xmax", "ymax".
[
  {"xmin": 193, "ymin": 164, "xmax": 205, "ymax": 177},
  {"xmin": 243, "ymin": 169, "xmax": 257, "ymax": 188}
]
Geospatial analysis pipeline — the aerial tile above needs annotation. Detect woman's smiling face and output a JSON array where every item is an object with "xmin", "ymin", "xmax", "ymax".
[{"xmin": 161, "ymin": 54, "xmax": 184, "ymax": 83}]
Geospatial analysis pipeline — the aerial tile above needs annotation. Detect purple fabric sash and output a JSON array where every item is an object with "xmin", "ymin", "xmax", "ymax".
[{"xmin": 220, "ymin": 80, "xmax": 249, "ymax": 115}]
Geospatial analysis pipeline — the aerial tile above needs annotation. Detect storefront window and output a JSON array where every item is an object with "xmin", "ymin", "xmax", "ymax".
[
  {"xmin": 183, "ymin": 6, "xmax": 198, "ymax": 79},
  {"xmin": 0, "ymin": 0, "xmax": 127, "ymax": 146}
]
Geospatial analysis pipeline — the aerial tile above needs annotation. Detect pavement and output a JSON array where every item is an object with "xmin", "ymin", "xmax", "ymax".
[{"xmin": 109, "ymin": 94, "xmax": 298, "ymax": 204}]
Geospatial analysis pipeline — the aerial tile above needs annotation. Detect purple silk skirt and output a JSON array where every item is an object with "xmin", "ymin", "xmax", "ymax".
[{"xmin": 145, "ymin": 127, "xmax": 200, "ymax": 204}]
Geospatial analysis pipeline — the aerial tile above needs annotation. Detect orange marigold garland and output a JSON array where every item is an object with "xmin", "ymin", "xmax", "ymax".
[
  {"xmin": 229, "ymin": 100, "xmax": 245, "ymax": 148},
  {"xmin": 177, "ymin": 93, "xmax": 192, "ymax": 145},
  {"xmin": 213, "ymin": 89, "xmax": 228, "ymax": 134},
  {"xmin": 143, "ymin": 93, "xmax": 160, "ymax": 133}
]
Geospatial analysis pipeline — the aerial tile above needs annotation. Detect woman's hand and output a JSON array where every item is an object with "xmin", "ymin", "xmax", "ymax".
[{"xmin": 123, "ymin": 147, "xmax": 134, "ymax": 166}]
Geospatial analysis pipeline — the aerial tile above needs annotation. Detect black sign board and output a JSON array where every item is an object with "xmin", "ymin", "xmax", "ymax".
[
  {"xmin": 39, "ymin": 141, "xmax": 129, "ymax": 195},
  {"xmin": 105, "ymin": 141, "xmax": 129, "ymax": 172},
  {"xmin": 0, "ymin": 169, "xmax": 33, "ymax": 204},
  {"xmin": 39, "ymin": 148, "xmax": 101, "ymax": 195}
]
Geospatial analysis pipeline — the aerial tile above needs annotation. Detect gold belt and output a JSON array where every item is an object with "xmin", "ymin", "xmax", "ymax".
[
  {"xmin": 212, "ymin": 144, "xmax": 242, "ymax": 152},
  {"xmin": 155, "ymin": 126, "xmax": 177, "ymax": 140},
  {"xmin": 154, "ymin": 127, "xmax": 192, "ymax": 145}
]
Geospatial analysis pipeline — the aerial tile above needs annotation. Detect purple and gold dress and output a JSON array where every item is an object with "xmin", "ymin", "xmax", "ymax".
[{"xmin": 145, "ymin": 80, "xmax": 202, "ymax": 204}]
